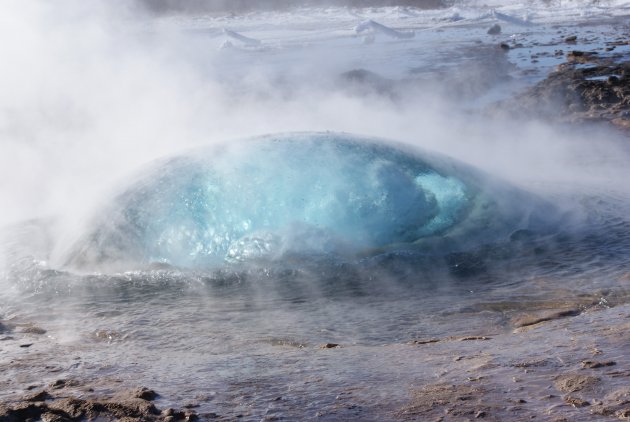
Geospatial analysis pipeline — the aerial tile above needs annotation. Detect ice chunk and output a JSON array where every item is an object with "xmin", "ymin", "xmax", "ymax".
[
  {"xmin": 222, "ymin": 28, "xmax": 262, "ymax": 46},
  {"xmin": 355, "ymin": 20, "xmax": 415, "ymax": 40},
  {"xmin": 492, "ymin": 10, "xmax": 532, "ymax": 27}
]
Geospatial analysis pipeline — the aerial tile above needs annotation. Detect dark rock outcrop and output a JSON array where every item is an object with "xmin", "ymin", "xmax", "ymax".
[
  {"xmin": 494, "ymin": 54, "xmax": 630, "ymax": 129},
  {"xmin": 0, "ymin": 387, "xmax": 199, "ymax": 422}
]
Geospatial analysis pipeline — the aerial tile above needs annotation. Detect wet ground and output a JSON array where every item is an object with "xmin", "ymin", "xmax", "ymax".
[{"xmin": 1, "ymin": 277, "xmax": 629, "ymax": 421}]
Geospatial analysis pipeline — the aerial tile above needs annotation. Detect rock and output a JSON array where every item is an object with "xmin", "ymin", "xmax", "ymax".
[
  {"xmin": 487, "ymin": 24, "xmax": 501, "ymax": 35},
  {"xmin": 131, "ymin": 387, "xmax": 158, "ymax": 401},
  {"xmin": 554, "ymin": 374, "xmax": 600, "ymax": 393},
  {"xmin": 21, "ymin": 325, "xmax": 47, "ymax": 335},
  {"xmin": 106, "ymin": 399, "xmax": 160, "ymax": 417},
  {"xmin": 49, "ymin": 379, "xmax": 77, "ymax": 390},
  {"xmin": 580, "ymin": 360, "xmax": 616, "ymax": 369},
  {"xmin": 492, "ymin": 56, "xmax": 630, "ymax": 128},
  {"xmin": 0, "ymin": 402, "xmax": 47, "ymax": 421},
  {"xmin": 408, "ymin": 338, "xmax": 440, "ymax": 345},
  {"xmin": 24, "ymin": 391, "xmax": 52, "ymax": 402},
  {"xmin": 266, "ymin": 338, "xmax": 307, "ymax": 348},
  {"xmin": 458, "ymin": 336, "xmax": 491, "ymax": 341},
  {"xmin": 1, "ymin": 386, "xmax": 197, "ymax": 421},
  {"xmin": 93, "ymin": 330, "xmax": 123, "ymax": 342},
  {"xmin": 612, "ymin": 118, "xmax": 630, "ymax": 129},
  {"xmin": 617, "ymin": 409, "xmax": 630, "ymax": 419},
  {"xmin": 47, "ymin": 398, "xmax": 98, "ymax": 420},
  {"xmin": 564, "ymin": 396, "xmax": 590, "ymax": 407},
  {"xmin": 511, "ymin": 359, "xmax": 555, "ymax": 368},
  {"xmin": 320, "ymin": 343, "xmax": 340, "ymax": 349},
  {"xmin": 565, "ymin": 35, "xmax": 577, "ymax": 43},
  {"xmin": 396, "ymin": 384, "xmax": 489, "ymax": 420},
  {"xmin": 591, "ymin": 387, "xmax": 630, "ymax": 419},
  {"xmin": 41, "ymin": 412, "xmax": 73, "ymax": 421},
  {"xmin": 409, "ymin": 336, "xmax": 490, "ymax": 345},
  {"xmin": 607, "ymin": 75, "xmax": 620, "ymax": 85},
  {"xmin": 512, "ymin": 308, "xmax": 581, "ymax": 329},
  {"xmin": 566, "ymin": 50, "xmax": 599, "ymax": 63},
  {"xmin": 162, "ymin": 408, "xmax": 185, "ymax": 419}
]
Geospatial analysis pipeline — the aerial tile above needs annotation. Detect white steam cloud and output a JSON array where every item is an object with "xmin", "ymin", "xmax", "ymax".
[{"xmin": 1, "ymin": 0, "xmax": 628, "ymax": 268}]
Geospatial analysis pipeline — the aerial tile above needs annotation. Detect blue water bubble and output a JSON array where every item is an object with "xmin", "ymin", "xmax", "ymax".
[{"xmin": 68, "ymin": 133, "xmax": 555, "ymax": 269}]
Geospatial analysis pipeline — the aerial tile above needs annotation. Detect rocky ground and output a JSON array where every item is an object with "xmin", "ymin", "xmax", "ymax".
[
  {"xmin": 340, "ymin": 40, "xmax": 630, "ymax": 133},
  {"xmin": 494, "ymin": 43, "xmax": 630, "ymax": 131},
  {"xmin": 395, "ymin": 300, "xmax": 630, "ymax": 421},
  {"xmin": 0, "ymin": 386, "xmax": 200, "ymax": 421},
  {"xmin": 1, "ymin": 287, "xmax": 628, "ymax": 421}
]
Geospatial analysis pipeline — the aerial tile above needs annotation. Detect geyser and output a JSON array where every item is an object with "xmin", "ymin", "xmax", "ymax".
[{"xmin": 67, "ymin": 133, "xmax": 555, "ymax": 270}]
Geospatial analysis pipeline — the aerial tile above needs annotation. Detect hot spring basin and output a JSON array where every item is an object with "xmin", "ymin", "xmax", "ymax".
[{"xmin": 67, "ymin": 133, "xmax": 555, "ymax": 270}]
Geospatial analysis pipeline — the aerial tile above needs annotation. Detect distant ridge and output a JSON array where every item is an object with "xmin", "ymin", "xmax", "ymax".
[{"xmin": 140, "ymin": 0, "xmax": 448, "ymax": 14}]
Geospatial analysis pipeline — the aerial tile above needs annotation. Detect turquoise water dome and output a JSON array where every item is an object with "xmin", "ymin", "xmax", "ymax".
[{"xmin": 68, "ymin": 133, "xmax": 551, "ymax": 270}]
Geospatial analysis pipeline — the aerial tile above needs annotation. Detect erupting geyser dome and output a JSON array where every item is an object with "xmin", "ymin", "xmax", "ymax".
[{"xmin": 67, "ymin": 132, "xmax": 555, "ymax": 270}]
